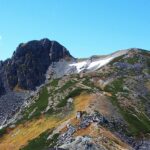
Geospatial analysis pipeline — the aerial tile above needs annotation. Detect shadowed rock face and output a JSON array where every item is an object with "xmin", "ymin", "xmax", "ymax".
[
  {"xmin": 0, "ymin": 78, "xmax": 5, "ymax": 96},
  {"xmin": 1, "ymin": 38, "xmax": 73, "ymax": 91}
]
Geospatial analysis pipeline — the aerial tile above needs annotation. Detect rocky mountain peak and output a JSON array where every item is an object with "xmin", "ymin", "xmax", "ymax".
[
  {"xmin": 13, "ymin": 38, "xmax": 72, "ymax": 60},
  {"xmin": 1, "ymin": 38, "xmax": 73, "ymax": 91}
]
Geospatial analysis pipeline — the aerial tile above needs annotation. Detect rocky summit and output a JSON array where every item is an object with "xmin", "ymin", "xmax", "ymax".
[
  {"xmin": 0, "ymin": 39, "xmax": 150, "ymax": 150},
  {"xmin": 0, "ymin": 38, "xmax": 73, "ymax": 91}
]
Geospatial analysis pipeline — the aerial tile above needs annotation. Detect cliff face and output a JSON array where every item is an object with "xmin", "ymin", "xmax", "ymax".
[
  {"xmin": 0, "ymin": 77, "xmax": 5, "ymax": 95},
  {"xmin": 1, "ymin": 38, "xmax": 73, "ymax": 91}
]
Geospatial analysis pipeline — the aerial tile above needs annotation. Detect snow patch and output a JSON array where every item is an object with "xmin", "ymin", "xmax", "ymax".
[
  {"xmin": 69, "ymin": 56, "xmax": 113, "ymax": 73},
  {"xmin": 87, "ymin": 57, "xmax": 113, "ymax": 70},
  {"xmin": 69, "ymin": 49, "xmax": 128, "ymax": 73},
  {"xmin": 45, "ymin": 49, "xmax": 128, "ymax": 78},
  {"xmin": 69, "ymin": 61, "xmax": 87, "ymax": 72}
]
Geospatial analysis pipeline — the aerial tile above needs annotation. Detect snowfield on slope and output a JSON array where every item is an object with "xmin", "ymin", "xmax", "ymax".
[
  {"xmin": 69, "ymin": 49, "xmax": 128, "ymax": 73},
  {"xmin": 45, "ymin": 49, "xmax": 129, "ymax": 79},
  {"xmin": 69, "ymin": 57, "xmax": 113, "ymax": 72}
]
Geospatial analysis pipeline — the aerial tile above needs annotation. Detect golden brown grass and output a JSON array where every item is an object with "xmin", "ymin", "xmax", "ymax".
[
  {"xmin": 0, "ymin": 93, "xmax": 93, "ymax": 150},
  {"xmin": 0, "ymin": 116, "xmax": 59, "ymax": 150},
  {"xmin": 0, "ymin": 92, "xmax": 130, "ymax": 150},
  {"xmin": 74, "ymin": 93, "xmax": 93, "ymax": 111}
]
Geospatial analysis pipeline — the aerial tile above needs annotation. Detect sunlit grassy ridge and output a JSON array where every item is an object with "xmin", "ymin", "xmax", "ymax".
[
  {"xmin": 0, "ymin": 117, "xmax": 59, "ymax": 150},
  {"xmin": 0, "ymin": 92, "xmax": 93, "ymax": 150}
]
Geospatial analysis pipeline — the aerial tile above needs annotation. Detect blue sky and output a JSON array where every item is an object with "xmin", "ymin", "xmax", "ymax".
[{"xmin": 0, "ymin": 0, "xmax": 150, "ymax": 60}]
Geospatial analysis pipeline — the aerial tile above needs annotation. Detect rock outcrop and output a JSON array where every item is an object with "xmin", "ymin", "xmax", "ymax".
[{"xmin": 1, "ymin": 38, "xmax": 73, "ymax": 91}]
